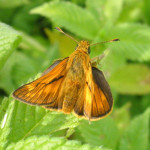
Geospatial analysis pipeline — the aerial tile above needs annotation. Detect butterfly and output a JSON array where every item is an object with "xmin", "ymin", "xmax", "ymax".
[{"xmin": 13, "ymin": 27, "xmax": 119, "ymax": 121}]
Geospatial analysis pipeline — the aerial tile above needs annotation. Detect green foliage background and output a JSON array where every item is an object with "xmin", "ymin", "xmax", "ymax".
[{"xmin": 0, "ymin": 0, "xmax": 149, "ymax": 150}]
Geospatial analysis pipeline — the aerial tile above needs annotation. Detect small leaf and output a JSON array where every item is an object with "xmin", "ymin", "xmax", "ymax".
[
  {"xmin": 73, "ymin": 117, "xmax": 119, "ymax": 150},
  {"xmin": 119, "ymin": 108, "xmax": 150, "ymax": 150},
  {"xmin": 102, "ymin": 23, "xmax": 150, "ymax": 62},
  {"xmin": 0, "ymin": 97, "xmax": 10, "ymax": 125},
  {"xmin": 0, "ymin": 97, "xmax": 15, "ymax": 150},
  {"xmin": 6, "ymin": 136, "xmax": 109, "ymax": 150},
  {"xmin": 31, "ymin": 1, "xmax": 99, "ymax": 39},
  {"xmin": 109, "ymin": 64, "xmax": 150, "ymax": 94},
  {"xmin": 0, "ymin": 22, "xmax": 21, "ymax": 70}
]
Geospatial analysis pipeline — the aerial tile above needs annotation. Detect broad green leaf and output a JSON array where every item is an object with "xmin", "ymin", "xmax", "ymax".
[
  {"xmin": 73, "ymin": 117, "xmax": 119, "ymax": 150},
  {"xmin": 31, "ymin": 1, "xmax": 99, "ymax": 39},
  {"xmin": 109, "ymin": 64, "xmax": 150, "ymax": 94},
  {"xmin": 0, "ymin": 96, "xmax": 80, "ymax": 149},
  {"xmin": 0, "ymin": 97, "xmax": 15, "ymax": 150},
  {"xmin": 86, "ymin": 0, "xmax": 123, "ymax": 27},
  {"xmin": 0, "ymin": 53, "xmax": 18, "ymax": 94},
  {"xmin": 6, "ymin": 136, "xmax": 109, "ymax": 150},
  {"xmin": 104, "ymin": 0, "xmax": 123, "ymax": 27},
  {"xmin": 119, "ymin": 108, "xmax": 150, "ymax": 150},
  {"xmin": 0, "ymin": 0, "xmax": 28, "ymax": 8},
  {"xmin": 0, "ymin": 22, "xmax": 21, "ymax": 70},
  {"xmin": 102, "ymin": 23, "xmax": 150, "ymax": 61},
  {"xmin": 86, "ymin": 0, "xmax": 105, "ymax": 22}
]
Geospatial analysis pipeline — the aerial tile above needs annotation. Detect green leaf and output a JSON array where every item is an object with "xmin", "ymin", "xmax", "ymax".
[
  {"xmin": 86, "ymin": 0, "xmax": 123, "ymax": 28},
  {"xmin": 0, "ymin": 0, "xmax": 28, "ymax": 8},
  {"xmin": 11, "ymin": 52, "xmax": 38, "ymax": 87},
  {"xmin": 86, "ymin": 0, "xmax": 105, "ymax": 22},
  {"xmin": 0, "ymin": 22, "xmax": 22, "ymax": 70},
  {"xmin": 11, "ymin": 1, "xmax": 42, "ymax": 33},
  {"xmin": 102, "ymin": 23, "xmax": 150, "ymax": 62},
  {"xmin": 119, "ymin": 108, "xmax": 150, "ymax": 150},
  {"xmin": 6, "ymin": 136, "xmax": 109, "ymax": 150},
  {"xmin": 0, "ymin": 38, "xmax": 60, "ymax": 94},
  {"xmin": 109, "ymin": 64, "xmax": 150, "ymax": 94},
  {"xmin": 0, "ymin": 52, "xmax": 36, "ymax": 94},
  {"xmin": 100, "ymin": 48, "xmax": 126, "ymax": 75},
  {"xmin": 0, "ymin": 97, "xmax": 15, "ymax": 150},
  {"xmin": 0, "ymin": 96, "xmax": 80, "ymax": 149},
  {"xmin": 143, "ymin": 0, "xmax": 150, "ymax": 24},
  {"xmin": 118, "ymin": 0, "xmax": 143, "ymax": 23},
  {"xmin": 141, "ymin": 95, "xmax": 150, "ymax": 111},
  {"xmin": 73, "ymin": 117, "xmax": 119, "ymax": 150},
  {"xmin": 0, "ymin": 53, "xmax": 17, "ymax": 94},
  {"xmin": 0, "ymin": 97, "xmax": 10, "ymax": 124},
  {"xmin": 104, "ymin": 0, "xmax": 123, "ymax": 27},
  {"xmin": 113, "ymin": 103, "xmax": 131, "ymax": 132},
  {"xmin": 30, "ymin": 1, "xmax": 99, "ymax": 39}
]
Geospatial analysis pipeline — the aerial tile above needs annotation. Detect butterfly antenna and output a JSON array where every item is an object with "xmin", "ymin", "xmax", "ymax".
[
  {"xmin": 90, "ymin": 38, "xmax": 120, "ymax": 46},
  {"xmin": 56, "ymin": 27, "xmax": 79, "ymax": 44}
]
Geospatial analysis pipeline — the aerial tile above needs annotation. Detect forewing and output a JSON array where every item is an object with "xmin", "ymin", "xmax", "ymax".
[
  {"xmin": 41, "ymin": 59, "xmax": 62, "ymax": 76},
  {"xmin": 13, "ymin": 58, "xmax": 68, "ymax": 106},
  {"xmin": 91, "ymin": 67, "xmax": 113, "ymax": 120}
]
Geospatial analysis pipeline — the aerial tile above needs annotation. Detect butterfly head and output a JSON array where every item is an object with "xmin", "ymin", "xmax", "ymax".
[
  {"xmin": 55, "ymin": 27, "xmax": 119, "ymax": 54},
  {"xmin": 76, "ymin": 40, "xmax": 90, "ymax": 54}
]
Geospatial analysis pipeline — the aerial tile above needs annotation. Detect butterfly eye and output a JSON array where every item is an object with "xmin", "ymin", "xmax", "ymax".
[{"xmin": 88, "ymin": 47, "xmax": 91, "ymax": 54}]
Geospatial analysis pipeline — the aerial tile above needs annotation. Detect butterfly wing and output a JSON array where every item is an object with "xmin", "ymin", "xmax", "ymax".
[
  {"xmin": 41, "ymin": 59, "xmax": 62, "ymax": 76},
  {"xmin": 91, "ymin": 67, "xmax": 113, "ymax": 120},
  {"xmin": 73, "ymin": 66, "xmax": 113, "ymax": 121},
  {"xmin": 13, "ymin": 58, "xmax": 69, "ymax": 106}
]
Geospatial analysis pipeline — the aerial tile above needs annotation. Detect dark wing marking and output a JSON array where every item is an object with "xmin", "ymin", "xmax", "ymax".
[{"xmin": 91, "ymin": 67, "xmax": 113, "ymax": 120}]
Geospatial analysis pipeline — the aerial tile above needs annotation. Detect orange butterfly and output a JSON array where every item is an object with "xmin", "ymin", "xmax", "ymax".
[{"xmin": 13, "ymin": 27, "xmax": 119, "ymax": 121}]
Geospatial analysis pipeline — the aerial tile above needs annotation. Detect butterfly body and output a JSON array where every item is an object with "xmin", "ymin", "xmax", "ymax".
[
  {"xmin": 57, "ymin": 41, "xmax": 92, "ymax": 114},
  {"xmin": 13, "ymin": 40, "xmax": 113, "ymax": 121}
]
